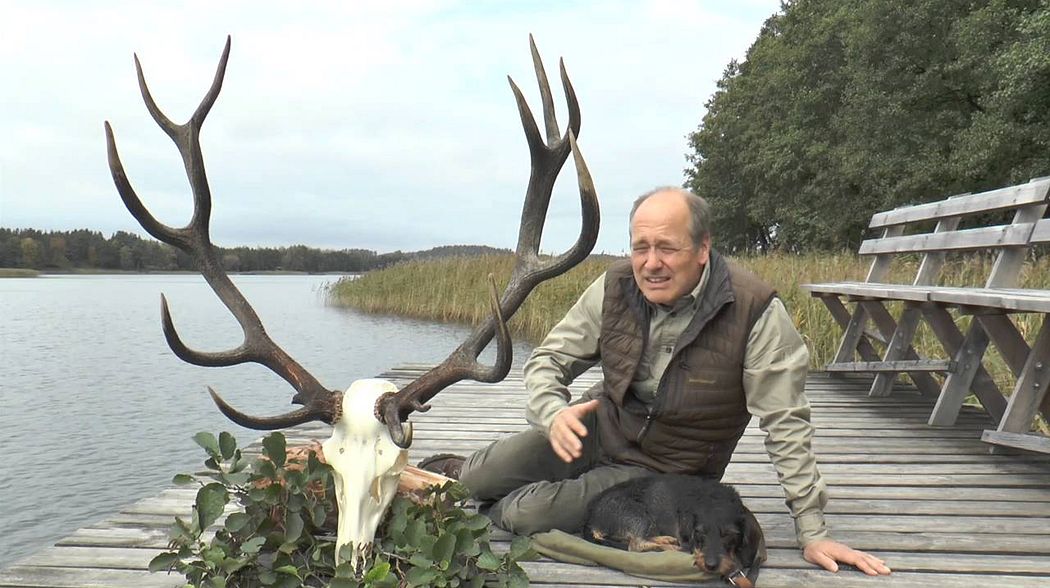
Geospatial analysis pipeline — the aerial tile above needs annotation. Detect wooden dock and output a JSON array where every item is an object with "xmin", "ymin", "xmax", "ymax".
[{"xmin": 3, "ymin": 367, "xmax": 1050, "ymax": 587}]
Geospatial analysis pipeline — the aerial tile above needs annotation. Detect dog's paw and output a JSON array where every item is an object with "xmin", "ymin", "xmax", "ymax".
[
  {"xmin": 630, "ymin": 535, "xmax": 682, "ymax": 552},
  {"xmin": 650, "ymin": 535, "xmax": 681, "ymax": 551}
]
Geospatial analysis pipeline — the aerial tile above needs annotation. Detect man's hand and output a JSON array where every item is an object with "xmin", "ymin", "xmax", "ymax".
[
  {"xmin": 803, "ymin": 539, "xmax": 891, "ymax": 575},
  {"xmin": 549, "ymin": 399, "xmax": 601, "ymax": 463}
]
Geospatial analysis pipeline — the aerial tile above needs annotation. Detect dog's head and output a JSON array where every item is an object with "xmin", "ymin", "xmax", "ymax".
[{"xmin": 684, "ymin": 508, "xmax": 765, "ymax": 575}]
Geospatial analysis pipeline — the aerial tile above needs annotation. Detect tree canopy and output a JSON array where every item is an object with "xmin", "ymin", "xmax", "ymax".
[{"xmin": 686, "ymin": 0, "xmax": 1050, "ymax": 252}]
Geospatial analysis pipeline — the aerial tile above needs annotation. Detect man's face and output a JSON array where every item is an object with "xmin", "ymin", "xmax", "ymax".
[{"xmin": 630, "ymin": 191, "xmax": 710, "ymax": 306}]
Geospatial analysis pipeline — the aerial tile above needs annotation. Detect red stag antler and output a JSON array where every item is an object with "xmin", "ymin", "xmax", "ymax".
[
  {"xmin": 375, "ymin": 34, "xmax": 600, "ymax": 447},
  {"xmin": 106, "ymin": 35, "xmax": 599, "ymax": 446},
  {"xmin": 105, "ymin": 36, "xmax": 342, "ymax": 429}
]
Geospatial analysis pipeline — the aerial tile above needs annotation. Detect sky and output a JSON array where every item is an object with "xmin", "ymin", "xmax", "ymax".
[{"xmin": 1, "ymin": 1, "xmax": 780, "ymax": 255}]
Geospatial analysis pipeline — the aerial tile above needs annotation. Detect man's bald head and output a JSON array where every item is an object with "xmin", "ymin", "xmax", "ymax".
[{"xmin": 629, "ymin": 187, "xmax": 712, "ymax": 249}]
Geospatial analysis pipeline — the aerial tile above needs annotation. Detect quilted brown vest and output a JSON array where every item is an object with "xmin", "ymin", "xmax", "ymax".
[{"xmin": 595, "ymin": 250, "xmax": 776, "ymax": 476}]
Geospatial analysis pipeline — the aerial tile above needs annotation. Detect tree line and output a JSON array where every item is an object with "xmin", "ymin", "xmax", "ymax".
[
  {"xmin": 0, "ymin": 228, "xmax": 509, "ymax": 273},
  {"xmin": 686, "ymin": 0, "xmax": 1050, "ymax": 253}
]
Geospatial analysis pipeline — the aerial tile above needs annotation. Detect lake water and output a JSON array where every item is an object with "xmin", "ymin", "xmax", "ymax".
[{"xmin": 0, "ymin": 274, "xmax": 532, "ymax": 568}]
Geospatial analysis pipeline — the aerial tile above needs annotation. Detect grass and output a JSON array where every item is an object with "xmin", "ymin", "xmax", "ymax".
[
  {"xmin": 0, "ymin": 268, "xmax": 40, "ymax": 277},
  {"xmin": 329, "ymin": 251, "xmax": 1050, "ymax": 431}
]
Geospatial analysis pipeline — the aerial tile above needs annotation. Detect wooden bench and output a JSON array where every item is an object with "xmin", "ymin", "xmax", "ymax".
[{"xmin": 802, "ymin": 177, "xmax": 1050, "ymax": 454}]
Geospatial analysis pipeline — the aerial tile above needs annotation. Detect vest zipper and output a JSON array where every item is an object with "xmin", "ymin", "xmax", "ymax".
[
  {"xmin": 637, "ymin": 352, "xmax": 680, "ymax": 444},
  {"xmin": 636, "ymin": 406, "xmax": 655, "ymax": 443}
]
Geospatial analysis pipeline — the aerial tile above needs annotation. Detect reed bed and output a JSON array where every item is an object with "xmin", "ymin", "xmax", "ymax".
[
  {"xmin": 330, "ymin": 252, "xmax": 1050, "ymax": 425},
  {"xmin": 329, "ymin": 255, "xmax": 613, "ymax": 344}
]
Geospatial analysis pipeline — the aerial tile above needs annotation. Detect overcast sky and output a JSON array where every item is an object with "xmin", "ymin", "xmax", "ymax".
[{"xmin": 1, "ymin": 1, "xmax": 779, "ymax": 255}]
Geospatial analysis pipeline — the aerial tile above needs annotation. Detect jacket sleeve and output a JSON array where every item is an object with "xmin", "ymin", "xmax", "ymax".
[
  {"xmin": 742, "ymin": 297, "xmax": 830, "ymax": 547},
  {"xmin": 523, "ymin": 273, "xmax": 605, "ymax": 434}
]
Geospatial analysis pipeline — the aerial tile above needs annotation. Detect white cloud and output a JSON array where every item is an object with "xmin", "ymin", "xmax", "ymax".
[{"xmin": 0, "ymin": 0, "xmax": 780, "ymax": 254}]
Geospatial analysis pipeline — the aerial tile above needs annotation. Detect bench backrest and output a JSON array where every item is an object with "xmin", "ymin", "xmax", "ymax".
[{"xmin": 859, "ymin": 177, "xmax": 1050, "ymax": 289}]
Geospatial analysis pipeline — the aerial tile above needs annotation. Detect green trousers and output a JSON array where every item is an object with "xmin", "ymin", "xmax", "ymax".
[{"xmin": 458, "ymin": 406, "xmax": 653, "ymax": 536}]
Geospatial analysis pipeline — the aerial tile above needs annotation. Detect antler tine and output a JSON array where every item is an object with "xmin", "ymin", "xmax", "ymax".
[
  {"xmin": 208, "ymin": 387, "xmax": 338, "ymax": 431},
  {"xmin": 134, "ymin": 37, "xmax": 230, "ymax": 146},
  {"xmin": 375, "ymin": 37, "xmax": 600, "ymax": 448},
  {"xmin": 533, "ymin": 130, "xmax": 599, "ymax": 277},
  {"xmin": 108, "ymin": 37, "xmax": 339, "ymax": 429},
  {"xmin": 528, "ymin": 34, "xmax": 559, "ymax": 144},
  {"xmin": 559, "ymin": 58, "xmax": 582, "ymax": 141}
]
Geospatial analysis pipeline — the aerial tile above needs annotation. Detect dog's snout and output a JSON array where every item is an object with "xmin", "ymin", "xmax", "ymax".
[{"xmin": 703, "ymin": 542, "xmax": 723, "ymax": 571}]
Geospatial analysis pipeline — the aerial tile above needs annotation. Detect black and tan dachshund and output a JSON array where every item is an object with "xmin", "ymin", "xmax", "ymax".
[{"xmin": 583, "ymin": 474, "xmax": 765, "ymax": 584}]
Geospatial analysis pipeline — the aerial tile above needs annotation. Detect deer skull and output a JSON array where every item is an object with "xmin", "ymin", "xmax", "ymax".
[{"xmin": 322, "ymin": 379, "xmax": 409, "ymax": 567}]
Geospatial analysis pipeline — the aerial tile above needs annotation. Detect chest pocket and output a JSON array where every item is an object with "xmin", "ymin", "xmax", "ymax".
[{"xmin": 662, "ymin": 366, "xmax": 744, "ymax": 416}]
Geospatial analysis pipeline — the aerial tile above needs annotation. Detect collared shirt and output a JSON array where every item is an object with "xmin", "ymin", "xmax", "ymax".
[
  {"xmin": 523, "ymin": 265, "xmax": 830, "ymax": 546},
  {"xmin": 633, "ymin": 260, "xmax": 710, "ymax": 402}
]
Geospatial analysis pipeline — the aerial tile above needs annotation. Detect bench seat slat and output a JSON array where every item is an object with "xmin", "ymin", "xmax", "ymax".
[
  {"xmin": 826, "ymin": 360, "xmax": 955, "ymax": 373},
  {"xmin": 929, "ymin": 287, "xmax": 1050, "ymax": 313},
  {"xmin": 869, "ymin": 179, "xmax": 1050, "ymax": 228},
  {"xmin": 803, "ymin": 282, "xmax": 931, "ymax": 301},
  {"xmin": 806, "ymin": 283, "xmax": 1050, "ymax": 312}
]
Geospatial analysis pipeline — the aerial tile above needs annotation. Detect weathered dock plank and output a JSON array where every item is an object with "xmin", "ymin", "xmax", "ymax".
[{"xmin": 2, "ymin": 369, "xmax": 1049, "ymax": 587}]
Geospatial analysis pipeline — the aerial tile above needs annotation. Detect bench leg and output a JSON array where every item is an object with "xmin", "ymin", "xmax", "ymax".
[
  {"xmin": 861, "ymin": 301, "xmax": 941, "ymax": 397},
  {"xmin": 870, "ymin": 303, "xmax": 923, "ymax": 397},
  {"xmin": 995, "ymin": 315, "xmax": 1050, "ymax": 433},
  {"xmin": 922, "ymin": 307, "xmax": 1006, "ymax": 422},
  {"xmin": 929, "ymin": 320, "xmax": 991, "ymax": 426},
  {"xmin": 830, "ymin": 298, "xmax": 879, "ymax": 365},
  {"xmin": 819, "ymin": 296, "xmax": 883, "ymax": 383},
  {"xmin": 976, "ymin": 314, "xmax": 1030, "ymax": 378}
]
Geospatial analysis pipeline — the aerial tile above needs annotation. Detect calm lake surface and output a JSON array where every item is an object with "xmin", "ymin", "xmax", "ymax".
[{"xmin": 0, "ymin": 274, "xmax": 532, "ymax": 569}]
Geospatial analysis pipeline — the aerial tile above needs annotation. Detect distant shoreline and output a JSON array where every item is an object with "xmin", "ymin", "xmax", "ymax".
[
  {"xmin": 0, "ymin": 268, "xmax": 40, "ymax": 278},
  {"xmin": 0, "ymin": 268, "xmax": 358, "ymax": 278}
]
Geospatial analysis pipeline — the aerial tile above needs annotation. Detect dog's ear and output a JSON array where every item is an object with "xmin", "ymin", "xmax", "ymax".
[
  {"xmin": 680, "ymin": 512, "xmax": 701, "ymax": 551},
  {"xmin": 737, "ymin": 508, "xmax": 766, "ymax": 570}
]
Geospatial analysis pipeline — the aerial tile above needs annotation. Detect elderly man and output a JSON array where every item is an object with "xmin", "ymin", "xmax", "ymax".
[{"xmin": 422, "ymin": 187, "xmax": 890, "ymax": 575}]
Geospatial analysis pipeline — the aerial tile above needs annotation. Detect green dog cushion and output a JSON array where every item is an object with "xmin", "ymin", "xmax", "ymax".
[{"xmin": 530, "ymin": 529, "xmax": 726, "ymax": 583}]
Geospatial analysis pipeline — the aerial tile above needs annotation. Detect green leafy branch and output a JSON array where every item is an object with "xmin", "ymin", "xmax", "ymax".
[{"xmin": 149, "ymin": 431, "xmax": 534, "ymax": 587}]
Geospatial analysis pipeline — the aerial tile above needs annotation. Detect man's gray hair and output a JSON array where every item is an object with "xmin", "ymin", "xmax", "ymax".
[{"xmin": 629, "ymin": 186, "xmax": 712, "ymax": 248}]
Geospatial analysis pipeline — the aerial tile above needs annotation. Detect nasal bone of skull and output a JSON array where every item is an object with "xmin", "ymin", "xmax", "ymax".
[{"xmin": 321, "ymin": 378, "xmax": 409, "ymax": 567}]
